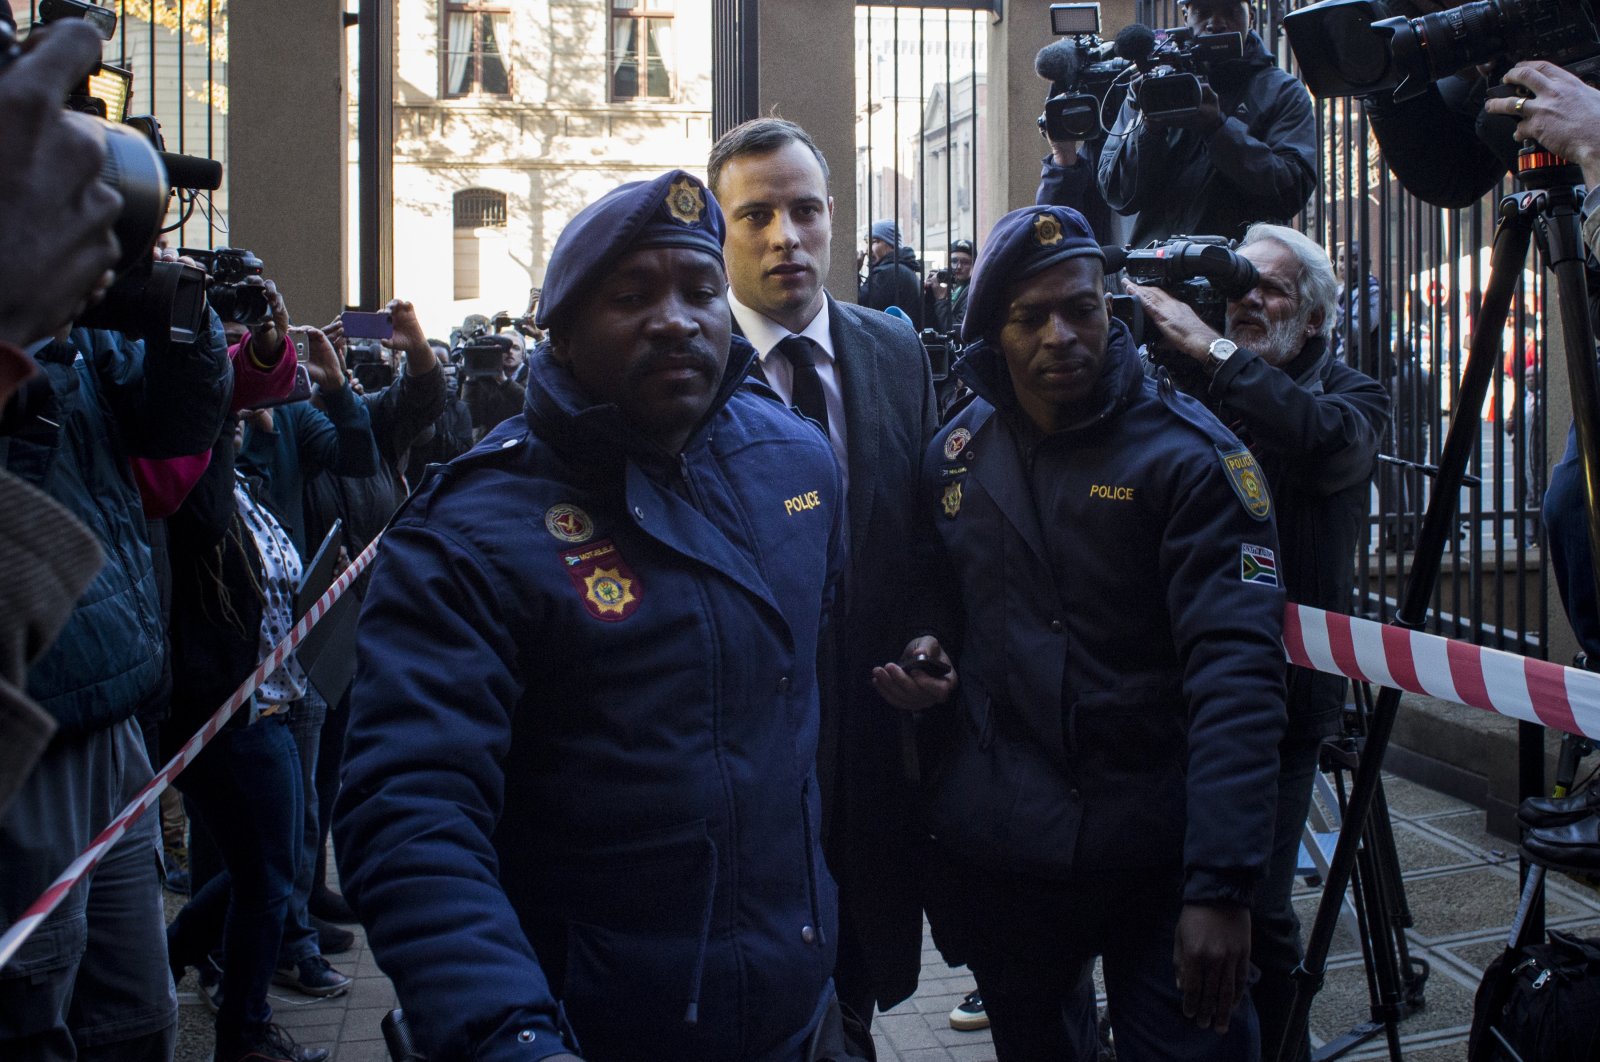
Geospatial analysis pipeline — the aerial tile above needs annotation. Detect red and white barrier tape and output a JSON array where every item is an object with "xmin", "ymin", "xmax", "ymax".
[
  {"xmin": 0, "ymin": 534, "xmax": 383, "ymax": 972},
  {"xmin": 1285, "ymin": 603, "xmax": 1600, "ymax": 740}
]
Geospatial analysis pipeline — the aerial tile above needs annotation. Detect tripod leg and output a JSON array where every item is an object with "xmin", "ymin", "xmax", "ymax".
[{"xmin": 1273, "ymin": 203, "xmax": 1539, "ymax": 1062}]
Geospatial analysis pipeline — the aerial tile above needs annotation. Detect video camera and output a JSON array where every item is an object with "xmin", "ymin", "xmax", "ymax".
[
  {"xmin": 456, "ymin": 312, "xmax": 529, "ymax": 381},
  {"xmin": 0, "ymin": 0, "xmax": 227, "ymax": 344},
  {"xmin": 1284, "ymin": 0, "xmax": 1600, "ymax": 102},
  {"xmin": 1036, "ymin": 4, "xmax": 1136, "ymax": 142},
  {"xmin": 345, "ymin": 340, "xmax": 394, "ymax": 393},
  {"xmin": 1126, "ymin": 26, "xmax": 1246, "ymax": 122},
  {"xmin": 1105, "ymin": 235, "xmax": 1259, "ymax": 347},
  {"xmin": 919, "ymin": 328, "xmax": 962, "ymax": 382}
]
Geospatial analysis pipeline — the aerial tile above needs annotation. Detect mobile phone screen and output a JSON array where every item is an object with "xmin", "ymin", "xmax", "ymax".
[{"xmin": 341, "ymin": 310, "xmax": 394, "ymax": 341}]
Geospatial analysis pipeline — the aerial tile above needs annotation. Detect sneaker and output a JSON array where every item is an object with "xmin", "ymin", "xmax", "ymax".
[
  {"xmin": 949, "ymin": 988, "xmax": 989, "ymax": 1031},
  {"xmin": 271, "ymin": 955, "xmax": 351, "ymax": 998},
  {"xmin": 308, "ymin": 887, "xmax": 357, "ymax": 925},
  {"xmin": 164, "ymin": 867, "xmax": 191, "ymax": 895},
  {"xmin": 196, "ymin": 958, "xmax": 223, "ymax": 1014},
  {"xmin": 215, "ymin": 1021, "xmax": 329, "ymax": 1062},
  {"xmin": 311, "ymin": 914, "xmax": 355, "ymax": 955}
]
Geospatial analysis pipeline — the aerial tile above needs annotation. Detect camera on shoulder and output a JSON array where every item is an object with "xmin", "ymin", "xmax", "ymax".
[{"xmin": 1105, "ymin": 235, "xmax": 1257, "ymax": 351}]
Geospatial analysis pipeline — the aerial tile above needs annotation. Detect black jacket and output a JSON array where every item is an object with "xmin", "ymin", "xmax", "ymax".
[
  {"xmin": 1037, "ymin": 146, "xmax": 1114, "ymax": 243},
  {"xmin": 1167, "ymin": 336, "xmax": 1389, "ymax": 737},
  {"xmin": 1099, "ymin": 32, "xmax": 1317, "ymax": 245},
  {"xmin": 916, "ymin": 322, "xmax": 1287, "ymax": 905},
  {"xmin": 860, "ymin": 247, "xmax": 926, "ymax": 330}
]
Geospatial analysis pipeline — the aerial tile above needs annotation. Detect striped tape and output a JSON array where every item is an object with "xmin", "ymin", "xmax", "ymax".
[
  {"xmin": 1285, "ymin": 603, "xmax": 1600, "ymax": 740},
  {"xmin": 0, "ymin": 534, "xmax": 384, "ymax": 972}
]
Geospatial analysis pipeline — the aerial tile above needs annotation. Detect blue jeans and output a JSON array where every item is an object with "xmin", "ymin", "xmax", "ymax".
[
  {"xmin": 167, "ymin": 714, "xmax": 301, "ymax": 1048},
  {"xmin": 0, "ymin": 719, "xmax": 176, "ymax": 1062},
  {"xmin": 280, "ymin": 690, "xmax": 328, "ymax": 965}
]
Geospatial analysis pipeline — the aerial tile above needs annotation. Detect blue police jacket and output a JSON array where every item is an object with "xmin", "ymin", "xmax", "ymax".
[
  {"xmin": 334, "ymin": 338, "xmax": 845, "ymax": 1062},
  {"xmin": 919, "ymin": 321, "xmax": 1288, "ymax": 906}
]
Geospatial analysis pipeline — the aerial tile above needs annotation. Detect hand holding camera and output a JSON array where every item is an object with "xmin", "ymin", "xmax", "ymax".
[
  {"xmin": 1484, "ymin": 60, "xmax": 1600, "ymax": 186},
  {"xmin": 0, "ymin": 20, "xmax": 123, "ymax": 346},
  {"xmin": 380, "ymin": 298, "xmax": 437, "ymax": 375},
  {"xmin": 871, "ymin": 636, "xmax": 959, "ymax": 712},
  {"xmin": 249, "ymin": 279, "xmax": 289, "ymax": 363},
  {"xmin": 1121, "ymin": 276, "xmax": 1222, "ymax": 361},
  {"xmin": 300, "ymin": 327, "xmax": 347, "ymax": 394},
  {"xmin": 1138, "ymin": 77, "xmax": 1225, "ymax": 132}
]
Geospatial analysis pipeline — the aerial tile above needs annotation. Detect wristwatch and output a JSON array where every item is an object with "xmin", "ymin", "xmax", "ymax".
[{"xmin": 1205, "ymin": 337, "xmax": 1238, "ymax": 373}]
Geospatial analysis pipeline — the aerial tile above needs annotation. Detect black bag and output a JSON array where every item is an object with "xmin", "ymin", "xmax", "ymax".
[{"xmin": 1469, "ymin": 930, "xmax": 1600, "ymax": 1060}]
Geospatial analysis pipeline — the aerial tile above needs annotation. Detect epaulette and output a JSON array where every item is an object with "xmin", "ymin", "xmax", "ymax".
[
  {"xmin": 387, "ymin": 427, "xmax": 532, "ymax": 530},
  {"xmin": 1153, "ymin": 367, "xmax": 1273, "ymax": 522}
]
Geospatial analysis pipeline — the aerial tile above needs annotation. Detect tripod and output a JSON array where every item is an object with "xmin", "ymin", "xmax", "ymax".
[
  {"xmin": 1275, "ymin": 146, "xmax": 1600, "ymax": 1061},
  {"xmin": 1310, "ymin": 685, "xmax": 1430, "ymax": 1062}
]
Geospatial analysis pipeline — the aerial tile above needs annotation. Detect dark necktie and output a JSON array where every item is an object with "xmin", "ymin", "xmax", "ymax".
[{"xmin": 777, "ymin": 335, "xmax": 829, "ymax": 436}]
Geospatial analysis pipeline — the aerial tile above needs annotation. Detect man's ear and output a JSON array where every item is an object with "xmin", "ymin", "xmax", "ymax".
[
  {"xmin": 1307, "ymin": 306, "xmax": 1326, "ymax": 336},
  {"xmin": 547, "ymin": 331, "xmax": 571, "ymax": 366},
  {"xmin": 827, "ymin": 195, "xmax": 835, "ymax": 221}
]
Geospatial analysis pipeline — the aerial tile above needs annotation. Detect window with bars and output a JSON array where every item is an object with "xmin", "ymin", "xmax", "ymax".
[
  {"xmin": 454, "ymin": 188, "xmax": 508, "ymax": 300},
  {"xmin": 610, "ymin": 1, "xmax": 675, "ymax": 101},
  {"xmin": 441, "ymin": 2, "xmax": 511, "ymax": 98}
]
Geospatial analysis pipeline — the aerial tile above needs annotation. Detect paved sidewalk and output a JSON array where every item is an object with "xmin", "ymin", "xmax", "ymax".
[{"xmin": 170, "ymin": 774, "xmax": 1600, "ymax": 1061}]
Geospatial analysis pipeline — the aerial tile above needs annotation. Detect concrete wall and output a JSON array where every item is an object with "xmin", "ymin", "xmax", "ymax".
[
  {"xmin": 229, "ymin": 0, "xmax": 348, "ymax": 330},
  {"xmin": 757, "ymin": 0, "xmax": 858, "ymax": 303}
]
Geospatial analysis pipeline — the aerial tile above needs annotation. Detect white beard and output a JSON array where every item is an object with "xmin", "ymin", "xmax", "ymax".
[{"xmin": 1229, "ymin": 305, "xmax": 1314, "ymax": 367}]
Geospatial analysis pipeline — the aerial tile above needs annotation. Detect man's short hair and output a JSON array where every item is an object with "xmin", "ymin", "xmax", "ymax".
[
  {"xmin": 707, "ymin": 118, "xmax": 831, "ymax": 197},
  {"xmin": 1241, "ymin": 223, "xmax": 1340, "ymax": 338}
]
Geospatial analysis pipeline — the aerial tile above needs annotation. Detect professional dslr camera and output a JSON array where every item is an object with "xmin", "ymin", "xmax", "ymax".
[
  {"xmin": 1036, "ymin": 4, "xmax": 1136, "ymax": 142},
  {"xmin": 1284, "ymin": 0, "xmax": 1600, "ymax": 102},
  {"xmin": 0, "ymin": 0, "xmax": 228, "ymax": 344},
  {"xmin": 1106, "ymin": 235, "xmax": 1259, "ymax": 349},
  {"xmin": 180, "ymin": 247, "xmax": 272, "ymax": 327}
]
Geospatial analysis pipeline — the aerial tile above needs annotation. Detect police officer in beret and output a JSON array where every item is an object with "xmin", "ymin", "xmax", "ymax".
[
  {"xmin": 873, "ymin": 204, "xmax": 1287, "ymax": 1061},
  {"xmin": 333, "ymin": 171, "xmax": 859, "ymax": 1062}
]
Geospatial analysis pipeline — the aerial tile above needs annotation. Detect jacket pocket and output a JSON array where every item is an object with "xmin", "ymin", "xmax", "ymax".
[
  {"xmin": 552, "ymin": 820, "xmax": 718, "ymax": 1053},
  {"xmin": 1067, "ymin": 685, "xmax": 1187, "ymax": 869}
]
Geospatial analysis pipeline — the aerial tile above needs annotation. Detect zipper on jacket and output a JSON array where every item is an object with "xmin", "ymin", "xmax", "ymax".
[
  {"xmin": 682, "ymin": 832, "xmax": 719, "ymax": 1025},
  {"xmin": 798, "ymin": 776, "xmax": 827, "ymax": 948}
]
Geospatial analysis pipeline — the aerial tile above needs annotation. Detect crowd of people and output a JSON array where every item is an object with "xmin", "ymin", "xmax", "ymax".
[{"xmin": 7, "ymin": 0, "xmax": 1600, "ymax": 1061}]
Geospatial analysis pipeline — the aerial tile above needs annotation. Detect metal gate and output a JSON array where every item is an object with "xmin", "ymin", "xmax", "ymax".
[{"xmin": 856, "ymin": 2, "xmax": 992, "ymax": 284}]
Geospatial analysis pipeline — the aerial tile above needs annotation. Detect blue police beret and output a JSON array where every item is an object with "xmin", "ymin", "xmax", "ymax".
[
  {"xmin": 535, "ymin": 170, "xmax": 726, "ymax": 330},
  {"xmin": 960, "ymin": 205, "xmax": 1104, "ymax": 344}
]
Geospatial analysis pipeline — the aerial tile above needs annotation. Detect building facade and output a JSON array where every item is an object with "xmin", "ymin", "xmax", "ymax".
[{"xmin": 382, "ymin": 0, "xmax": 713, "ymax": 337}]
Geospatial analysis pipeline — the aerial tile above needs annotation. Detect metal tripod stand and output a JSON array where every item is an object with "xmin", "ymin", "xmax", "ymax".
[
  {"xmin": 1274, "ymin": 144, "xmax": 1600, "ymax": 1062},
  {"xmin": 1310, "ymin": 684, "xmax": 1430, "ymax": 1062}
]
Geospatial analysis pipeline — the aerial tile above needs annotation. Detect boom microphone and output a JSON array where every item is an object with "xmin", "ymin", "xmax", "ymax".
[
  {"xmin": 1035, "ymin": 38, "xmax": 1083, "ymax": 91},
  {"xmin": 1113, "ymin": 23, "xmax": 1157, "ymax": 64}
]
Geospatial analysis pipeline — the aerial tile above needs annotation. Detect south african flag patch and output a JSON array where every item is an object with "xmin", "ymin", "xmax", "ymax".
[{"xmin": 1241, "ymin": 544, "xmax": 1278, "ymax": 587}]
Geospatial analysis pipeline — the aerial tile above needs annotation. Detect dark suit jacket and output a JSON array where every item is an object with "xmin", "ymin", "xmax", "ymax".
[{"xmin": 820, "ymin": 297, "xmax": 939, "ymax": 1011}]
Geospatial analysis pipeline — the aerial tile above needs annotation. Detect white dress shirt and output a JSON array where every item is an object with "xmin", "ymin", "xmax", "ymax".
[{"xmin": 730, "ymin": 292, "xmax": 850, "ymax": 488}]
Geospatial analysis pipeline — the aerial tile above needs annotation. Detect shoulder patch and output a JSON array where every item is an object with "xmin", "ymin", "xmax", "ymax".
[
  {"xmin": 1218, "ymin": 444, "xmax": 1272, "ymax": 522},
  {"xmin": 1241, "ymin": 543, "xmax": 1278, "ymax": 586}
]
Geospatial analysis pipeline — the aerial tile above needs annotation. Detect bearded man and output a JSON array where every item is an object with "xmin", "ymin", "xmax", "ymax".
[{"xmin": 1124, "ymin": 222, "xmax": 1390, "ymax": 1062}]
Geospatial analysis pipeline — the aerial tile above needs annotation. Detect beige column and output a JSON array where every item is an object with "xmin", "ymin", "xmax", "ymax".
[
  {"xmin": 985, "ymin": 0, "xmax": 1138, "ymax": 239},
  {"xmin": 228, "ymin": 0, "xmax": 348, "ymax": 329},
  {"xmin": 756, "ymin": 0, "xmax": 859, "ymax": 303}
]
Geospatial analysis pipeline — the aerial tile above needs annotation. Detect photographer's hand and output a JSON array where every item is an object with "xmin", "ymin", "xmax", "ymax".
[
  {"xmin": 1174, "ymin": 903, "xmax": 1251, "ymax": 1034},
  {"xmin": 302, "ymin": 327, "xmax": 348, "ymax": 394},
  {"xmin": 0, "ymin": 21, "xmax": 124, "ymax": 346},
  {"xmin": 250, "ymin": 280, "xmax": 290, "ymax": 366},
  {"xmin": 1121, "ymin": 278, "xmax": 1221, "ymax": 361},
  {"xmin": 1150, "ymin": 84, "xmax": 1225, "ymax": 134},
  {"xmin": 383, "ymin": 298, "xmax": 437, "ymax": 375},
  {"xmin": 1047, "ymin": 137, "xmax": 1084, "ymax": 168},
  {"xmin": 1486, "ymin": 62, "xmax": 1600, "ymax": 189}
]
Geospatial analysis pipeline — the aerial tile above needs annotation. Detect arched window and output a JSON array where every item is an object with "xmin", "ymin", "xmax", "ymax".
[{"xmin": 454, "ymin": 188, "xmax": 508, "ymax": 300}]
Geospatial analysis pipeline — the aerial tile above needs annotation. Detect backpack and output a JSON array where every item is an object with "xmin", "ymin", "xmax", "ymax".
[{"xmin": 1469, "ymin": 930, "xmax": 1600, "ymax": 1060}]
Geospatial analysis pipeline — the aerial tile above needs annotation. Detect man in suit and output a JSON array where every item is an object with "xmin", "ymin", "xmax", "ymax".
[{"xmin": 708, "ymin": 118, "xmax": 939, "ymax": 1026}]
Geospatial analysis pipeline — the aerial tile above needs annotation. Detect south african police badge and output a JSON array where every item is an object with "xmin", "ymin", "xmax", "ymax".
[
  {"xmin": 1033, "ymin": 213, "xmax": 1064, "ymax": 246},
  {"xmin": 561, "ymin": 539, "xmax": 642, "ymax": 622},
  {"xmin": 943, "ymin": 428, "xmax": 972, "ymax": 460},
  {"xmin": 1217, "ymin": 445, "xmax": 1271, "ymax": 521},
  {"xmin": 942, "ymin": 481, "xmax": 963, "ymax": 519},
  {"xmin": 666, "ymin": 177, "xmax": 705, "ymax": 226}
]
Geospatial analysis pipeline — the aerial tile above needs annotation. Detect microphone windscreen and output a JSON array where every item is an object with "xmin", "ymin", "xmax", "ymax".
[
  {"xmin": 1113, "ymin": 23, "xmax": 1157, "ymax": 63},
  {"xmin": 1100, "ymin": 245, "xmax": 1130, "ymax": 273},
  {"xmin": 1035, "ymin": 39, "xmax": 1082, "ymax": 87},
  {"xmin": 158, "ymin": 151, "xmax": 223, "ymax": 191}
]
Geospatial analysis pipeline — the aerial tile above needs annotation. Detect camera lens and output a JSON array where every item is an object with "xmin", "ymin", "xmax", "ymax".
[{"xmin": 99, "ymin": 121, "xmax": 170, "ymax": 275}]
